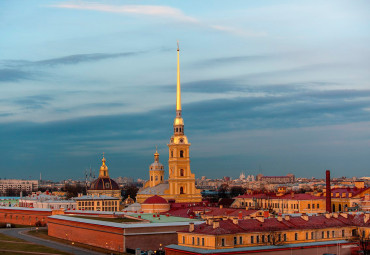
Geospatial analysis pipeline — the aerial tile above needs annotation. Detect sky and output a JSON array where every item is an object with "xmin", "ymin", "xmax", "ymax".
[{"xmin": 0, "ymin": 0, "xmax": 369, "ymax": 181}]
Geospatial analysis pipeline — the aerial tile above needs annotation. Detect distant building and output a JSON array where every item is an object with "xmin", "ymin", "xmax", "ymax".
[
  {"xmin": 19, "ymin": 191, "xmax": 76, "ymax": 210},
  {"xmin": 0, "ymin": 179, "xmax": 38, "ymax": 195},
  {"xmin": 256, "ymin": 174, "xmax": 295, "ymax": 184}
]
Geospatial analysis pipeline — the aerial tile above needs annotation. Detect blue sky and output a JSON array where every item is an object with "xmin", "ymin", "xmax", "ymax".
[{"xmin": 0, "ymin": 0, "xmax": 369, "ymax": 181}]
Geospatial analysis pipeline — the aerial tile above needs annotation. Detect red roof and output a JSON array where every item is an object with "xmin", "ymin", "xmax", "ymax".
[
  {"xmin": 143, "ymin": 195, "xmax": 168, "ymax": 204},
  {"xmin": 235, "ymin": 193, "xmax": 324, "ymax": 200},
  {"xmin": 180, "ymin": 214, "xmax": 370, "ymax": 235}
]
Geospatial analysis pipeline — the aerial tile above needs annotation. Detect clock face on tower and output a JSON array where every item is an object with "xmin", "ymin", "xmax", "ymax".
[{"xmin": 179, "ymin": 138, "xmax": 184, "ymax": 143}]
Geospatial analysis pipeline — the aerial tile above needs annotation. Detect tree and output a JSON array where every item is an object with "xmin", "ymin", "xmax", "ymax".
[
  {"xmin": 349, "ymin": 227, "xmax": 370, "ymax": 255},
  {"xmin": 122, "ymin": 184, "xmax": 139, "ymax": 200},
  {"xmin": 64, "ymin": 184, "xmax": 85, "ymax": 199},
  {"xmin": 230, "ymin": 186, "xmax": 246, "ymax": 198},
  {"xmin": 218, "ymin": 184, "xmax": 229, "ymax": 199}
]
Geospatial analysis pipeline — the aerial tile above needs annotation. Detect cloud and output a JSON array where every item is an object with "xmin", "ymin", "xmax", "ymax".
[
  {"xmin": 50, "ymin": 2, "xmax": 197, "ymax": 23},
  {"xmin": 0, "ymin": 69, "xmax": 32, "ymax": 82},
  {"xmin": 50, "ymin": 2, "xmax": 265, "ymax": 38},
  {"xmin": 12, "ymin": 95, "xmax": 53, "ymax": 110},
  {"xmin": 2, "ymin": 51, "xmax": 146, "ymax": 68},
  {"xmin": 209, "ymin": 25, "xmax": 267, "ymax": 37}
]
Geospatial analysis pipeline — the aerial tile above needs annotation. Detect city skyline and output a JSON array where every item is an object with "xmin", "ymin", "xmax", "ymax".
[{"xmin": 1, "ymin": 0, "xmax": 370, "ymax": 180}]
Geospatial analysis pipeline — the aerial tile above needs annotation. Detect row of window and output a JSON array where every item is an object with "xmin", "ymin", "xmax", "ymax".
[
  {"xmin": 151, "ymin": 176, "xmax": 163, "ymax": 181},
  {"xmin": 241, "ymin": 201, "xmax": 320, "ymax": 210},
  {"xmin": 78, "ymin": 201, "xmax": 118, "ymax": 206},
  {"xmin": 183, "ymin": 229, "xmax": 355, "ymax": 247}
]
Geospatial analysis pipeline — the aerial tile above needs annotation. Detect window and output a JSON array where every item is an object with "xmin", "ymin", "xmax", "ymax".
[
  {"xmin": 180, "ymin": 186, "xmax": 184, "ymax": 194},
  {"xmin": 161, "ymin": 176, "xmax": 163, "ymax": 181},
  {"xmin": 327, "ymin": 231, "xmax": 330, "ymax": 238},
  {"xmin": 251, "ymin": 236, "xmax": 254, "ymax": 244},
  {"xmin": 311, "ymin": 232, "xmax": 314, "ymax": 239},
  {"xmin": 308, "ymin": 204, "xmax": 310, "ymax": 209},
  {"xmin": 256, "ymin": 235, "xmax": 259, "ymax": 243},
  {"xmin": 267, "ymin": 235, "xmax": 270, "ymax": 243},
  {"xmin": 234, "ymin": 236, "xmax": 237, "ymax": 245},
  {"xmin": 239, "ymin": 236, "xmax": 243, "ymax": 244},
  {"xmin": 278, "ymin": 234, "xmax": 281, "ymax": 242},
  {"xmin": 221, "ymin": 238, "xmax": 225, "ymax": 246},
  {"xmin": 313, "ymin": 204, "xmax": 315, "ymax": 209},
  {"xmin": 342, "ymin": 230, "xmax": 345, "ymax": 237},
  {"xmin": 306, "ymin": 232, "xmax": 308, "ymax": 240},
  {"xmin": 295, "ymin": 233, "xmax": 298, "ymax": 241},
  {"xmin": 283, "ymin": 234, "xmax": 286, "ymax": 241},
  {"xmin": 180, "ymin": 169, "xmax": 184, "ymax": 176},
  {"xmin": 332, "ymin": 231, "xmax": 335, "ymax": 237},
  {"xmin": 180, "ymin": 150, "xmax": 184, "ymax": 158},
  {"xmin": 202, "ymin": 238, "xmax": 204, "ymax": 246},
  {"xmin": 182, "ymin": 236, "xmax": 185, "ymax": 243},
  {"xmin": 322, "ymin": 231, "xmax": 325, "ymax": 238},
  {"xmin": 155, "ymin": 176, "xmax": 158, "ymax": 181},
  {"xmin": 262, "ymin": 235, "xmax": 265, "ymax": 243},
  {"xmin": 151, "ymin": 176, "xmax": 153, "ymax": 181},
  {"xmin": 317, "ymin": 203, "xmax": 319, "ymax": 208},
  {"xmin": 171, "ymin": 151, "xmax": 173, "ymax": 158},
  {"xmin": 197, "ymin": 237, "xmax": 200, "ymax": 245},
  {"xmin": 192, "ymin": 237, "xmax": 194, "ymax": 245}
]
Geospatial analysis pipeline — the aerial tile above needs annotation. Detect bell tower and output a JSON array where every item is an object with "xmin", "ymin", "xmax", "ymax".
[
  {"xmin": 166, "ymin": 42, "xmax": 202, "ymax": 202},
  {"xmin": 149, "ymin": 147, "xmax": 164, "ymax": 187}
]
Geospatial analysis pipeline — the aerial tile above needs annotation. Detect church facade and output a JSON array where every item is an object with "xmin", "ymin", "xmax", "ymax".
[{"xmin": 136, "ymin": 44, "xmax": 202, "ymax": 203}]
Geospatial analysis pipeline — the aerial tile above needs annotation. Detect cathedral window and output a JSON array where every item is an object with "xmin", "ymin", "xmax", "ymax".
[
  {"xmin": 180, "ymin": 169, "xmax": 184, "ymax": 176},
  {"xmin": 155, "ymin": 176, "xmax": 158, "ymax": 181},
  {"xmin": 180, "ymin": 187, "xmax": 184, "ymax": 194},
  {"xmin": 151, "ymin": 176, "xmax": 153, "ymax": 181},
  {"xmin": 171, "ymin": 151, "xmax": 173, "ymax": 158},
  {"xmin": 180, "ymin": 150, "xmax": 184, "ymax": 158},
  {"xmin": 161, "ymin": 176, "xmax": 163, "ymax": 181}
]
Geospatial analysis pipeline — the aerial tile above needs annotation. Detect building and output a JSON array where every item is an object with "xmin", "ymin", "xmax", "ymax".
[
  {"xmin": 87, "ymin": 154, "xmax": 121, "ymax": 198},
  {"xmin": 75, "ymin": 195, "xmax": 120, "ymax": 212},
  {"xmin": 141, "ymin": 195, "xmax": 170, "ymax": 213},
  {"xmin": 328, "ymin": 187, "xmax": 370, "ymax": 212},
  {"xmin": 19, "ymin": 191, "xmax": 76, "ymax": 210},
  {"xmin": 47, "ymin": 213, "xmax": 203, "ymax": 252},
  {"xmin": 167, "ymin": 212, "xmax": 370, "ymax": 254},
  {"xmin": 256, "ymin": 174, "xmax": 295, "ymax": 184},
  {"xmin": 136, "ymin": 44, "xmax": 202, "ymax": 204},
  {"xmin": 0, "ymin": 179, "xmax": 38, "ymax": 195},
  {"xmin": 232, "ymin": 193, "xmax": 326, "ymax": 214}
]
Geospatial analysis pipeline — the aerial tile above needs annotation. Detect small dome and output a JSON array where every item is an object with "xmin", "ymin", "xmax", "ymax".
[
  {"xmin": 143, "ymin": 195, "xmax": 168, "ymax": 204},
  {"xmin": 89, "ymin": 177, "xmax": 119, "ymax": 190},
  {"xmin": 150, "ymin": 162, "xmax": 164, "ymax": 170}
]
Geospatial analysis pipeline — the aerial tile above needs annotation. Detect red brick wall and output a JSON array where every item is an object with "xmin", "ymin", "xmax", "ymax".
[
  {"xmin": 48, "ymin": 217, "xmax": 125, "ymax": 252},
  {"xmin": 0, "ymin": 208, "xmax": 51, "ymax": 226}
]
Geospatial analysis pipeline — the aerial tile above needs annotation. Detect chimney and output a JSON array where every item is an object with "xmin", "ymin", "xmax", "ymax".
[
  {"xmin": 333, "ymin": 213, "xmax": 339, "ymax": 218},
  {"xmin": 238, "ymin": 211, "xmax": 243, "ymax": 219},
  {"xmin": 189, "ymin": 222, "xmax": 194, "ymax": 232},
  {"xmin": 219, "ymin": 205, "xmax": 223, "ymax": 209},
  {"xmin": 284, "ymin": 215, "xmax": 290, "ymax": 221},
  {"xmin": 207, "ymin": 218, "xmax": 214, "ymax": 225},
  {"xmin": 325, "ymin": 213, "xmax": 331, "ymax": 219},
  {"xmin": 340, "ymin": 213, "xmax": 348, "ymax": 219},
  {"xmin": 364, "ymin": 214, "xmax": 370, "ymax": 224},
  {"xmin": 277, "ymin": 216, "xmax": 283, "ymax": 222},
  {"xmin": 256, "ymin": 216, "xmax": 264, "ymax": 223},
  {"xmin": 301, "ymin": 213, "xmax": 309, "ymax": 221},
  {"xmin": 213, "ymin": 221, "xmax": 220, "ymax": 229},
  {"xmin": 232, "ymin": 218, "xmax": 239, "ymax": 225},
  {"xmin": 326, "ymin": 170, "xmax": 332, "ymax": 213}
]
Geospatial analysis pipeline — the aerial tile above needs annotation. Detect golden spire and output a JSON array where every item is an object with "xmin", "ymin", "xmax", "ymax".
[
  {"xmin": 99, "ymin": 152, "xmax": 108, "ymax": 177},
  {"xmin": 154, "ymin": 146, "xmax": 159, "ymax": 162},
  {"xmin": 176, "ymin": 40, "xmax": 181, "ymax": 112}
]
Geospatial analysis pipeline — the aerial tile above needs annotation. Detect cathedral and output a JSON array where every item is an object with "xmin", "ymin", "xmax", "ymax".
[{"xmin": 136, "ymin": 44, "xmax": 202, "ymax": 203}]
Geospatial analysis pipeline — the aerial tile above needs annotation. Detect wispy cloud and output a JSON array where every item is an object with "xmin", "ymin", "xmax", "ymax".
[
  {"xmin": 50, "ymin": 2, "xmax": 197, "ymax": 23},
  {"xmin": 3, "ymin": 51, "xmax": 146, "ymax": 68},
  {"xmin": 50, "ymin": 2, "xmax": 266, "ymax": 37},
  {"xmin": 0, "ymin": 69, "xmax": 32, "ymax": 82}
]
